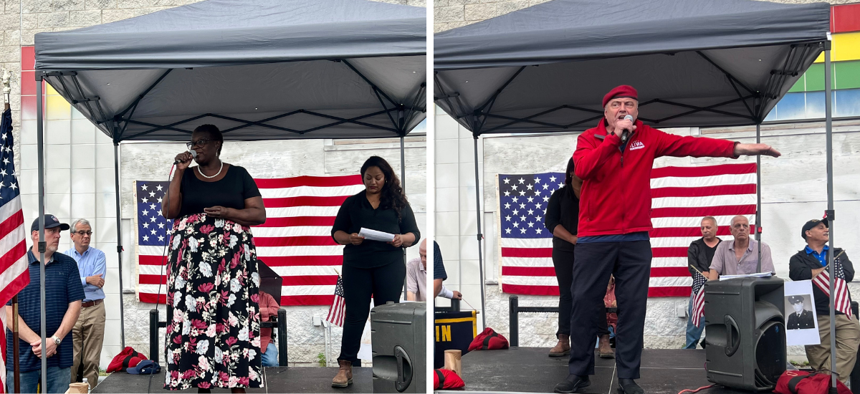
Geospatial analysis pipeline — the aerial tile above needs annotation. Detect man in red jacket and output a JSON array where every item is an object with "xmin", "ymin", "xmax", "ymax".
[{"xmin": 555, "ymin": 85, "xmax": 780, "ymax": 394}]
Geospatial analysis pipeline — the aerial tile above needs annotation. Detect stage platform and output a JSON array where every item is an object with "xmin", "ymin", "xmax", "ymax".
[
  {"xmin": 93, "ymin": 366, "xmax": 373, "ymax": 393},
  {"xmin": 437, "ymin": 347, "xmax": 753, "ymax": 394}
]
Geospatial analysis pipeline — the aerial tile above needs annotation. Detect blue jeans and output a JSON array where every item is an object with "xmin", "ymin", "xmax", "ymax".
[
  {"xmin": 262, "ymin": 342, "xmax": 279, "ymax": 367},
  {"xmin": 684, "ymin": 294, "xmax": 705, "ymax": 349},
  {"xmin": 7, "ymin": 366, "xmax": 71, "ymax": 394}
]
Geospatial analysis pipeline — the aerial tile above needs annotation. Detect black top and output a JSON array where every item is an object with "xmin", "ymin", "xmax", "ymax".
[
  {"xmin": 434, "ymin": 241, "xmax": 446, "ymax": 280},
  {"xmin": 178, "ymin": 165, "xmax": 261, "ymax": 217},
  {"xmin": 331, "ymin": 192, "xmax": 421, "ymax": 268},
  {"xmin": 789, "ymin": 247, "xmax": 853, "ymax": 315},
  {"xmin": 544, "ymin": 185, "xmax": 579, "ymax": 251},
  {"xmin": 787, "ymin": 310, "xmax": 815, "ymax": 330},
  {"xmin": 687, "ymin": 238, "xmax": 721, "ymax": 278}
]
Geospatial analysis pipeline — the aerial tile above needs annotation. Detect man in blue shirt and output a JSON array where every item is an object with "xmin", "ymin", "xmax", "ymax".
[
  {"xmin": 788, "ymin": 218, "xmax": 859, "ymax": 384},
  {"xmin": 5, "ymin": 215, "xmax": 84, "ymax": 394},
  {"xmin": 63, "ymin": 218, "xmax": 106, "ymax": 390}
]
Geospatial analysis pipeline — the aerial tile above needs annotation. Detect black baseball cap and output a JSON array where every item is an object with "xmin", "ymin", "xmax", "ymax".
[
  {"xmin": 788, "ymin": 295, "xmax": 804, "ymax": 304},
  {"xmin": 801, "ymin": 218, "xmax": 828, "ymax": 240},
  {"xmin": 30, "ymin": 214, "xmax": 70, "ymax": 232}
]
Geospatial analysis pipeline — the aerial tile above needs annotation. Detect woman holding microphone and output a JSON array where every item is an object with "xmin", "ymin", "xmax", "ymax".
[{"xmin": 330, "ymin": 156, "xmax": 420, "ymax": 388}]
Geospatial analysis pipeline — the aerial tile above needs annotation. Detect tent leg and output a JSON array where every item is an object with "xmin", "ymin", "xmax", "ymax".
[
  {"xmin": 36, "ymin": 72, "xmax": 47, "ymax": 394},
  {"xmin": 473, "ymin": 136, "xmax": 486, "ymax": 329},
  {"xmin": 113, "ymin": 142, "xmax": 126, "ymax": 347},
  {"xmin": 825, "ymin": 42, "xmax": 837, "ymax": 393},
  {"xmin": 755, "ymin": 122, "xmax": 761, "ymax": 274},
  {"xmin": 400, "ymin": 136, "xmax": 407, "ymax": 297}
]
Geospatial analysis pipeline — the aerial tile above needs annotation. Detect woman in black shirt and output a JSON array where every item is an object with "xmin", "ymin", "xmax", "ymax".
[
  {"xmin": 329, "ymin": 156, "xmax": 420, "ymax": 388},
  {"xmin": 162, "ymin": 124, "xmax": 266, "ymax": 393}
]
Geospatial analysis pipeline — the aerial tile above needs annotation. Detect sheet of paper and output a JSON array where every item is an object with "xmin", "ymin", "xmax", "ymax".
[
  {"xmin": 719, "ymin": 272, "xmax": 773, "ymax": 280},
  {"xmin": 784, "ymin": 280, "xmax": 820, "ymax": 346},
  {"xmin": 358, "ymin": 227, "xmax": 395, "ymax": 242}
]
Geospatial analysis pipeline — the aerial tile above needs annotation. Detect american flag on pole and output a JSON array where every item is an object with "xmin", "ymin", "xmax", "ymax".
[
  {"xmin": 812, "ymin": 252, "xmax": 852, "ymax": 319},
  {"xmin": 326, "ymin": 275, "xmax": 346, "ymax": 327},
  {"xmin": 497, "ymin": 163, "xmax": 757, "ymax": 297},
  {"xmin": 136, "ymin": 175, "xmax": 364, "ymax": 306},
  {"xmin": 690, "ymin": 271, "xmax": 708, "ymax": 327},
  {"xmin": 0, "ymin": 108, "xmax": 28, "ymax": 394}
]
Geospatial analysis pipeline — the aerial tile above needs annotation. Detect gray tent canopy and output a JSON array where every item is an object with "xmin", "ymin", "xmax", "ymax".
[
  {"xmin": 35, "ymin": 0, "xmax": 427, "ymax": 142},
  {"xmin": 434, "ymin": 0, "xmax": 829, "ymax": 135}
]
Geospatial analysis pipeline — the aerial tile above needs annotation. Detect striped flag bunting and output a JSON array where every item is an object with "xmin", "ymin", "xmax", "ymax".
[
  {"xmin": 0, "ymin": 108, "xmax": 29, "ymax": 394},
  {"xmin": 136, "ymin": 175, "xmax": 364, "ymax": 306},
  {"xmin": 497, "ymin": 162, "xmax": 757, "ymax": 297},
  {"xmin": 812, "ymin": 253, "xmax": 853, "ymax": 319},
  {"xmin": 326, "ymin": 275, "xmax": 346, "ymax": 327}
]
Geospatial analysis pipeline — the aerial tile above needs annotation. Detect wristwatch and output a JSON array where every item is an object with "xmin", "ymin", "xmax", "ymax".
[{"xmin": 51, "ymin": 335, "xmax": 61, "ymax": 345}]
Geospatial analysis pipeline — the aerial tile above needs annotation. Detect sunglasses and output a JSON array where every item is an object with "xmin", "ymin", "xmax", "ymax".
[
  {"xmin": 186, "ymin": 139, "xmax": 211, "ymax": 149},
  {"xmin": 74, "ymin": 231, "xmax": 93, "ymax": 236}
]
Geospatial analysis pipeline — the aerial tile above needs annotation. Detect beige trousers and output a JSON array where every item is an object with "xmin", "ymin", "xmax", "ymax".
[
  {"xmin": 70, "ymin": 301, "xmax": 105, "ymax": 389},
  {"xmin": 805, "ymin": 313, "xmax": 860, "ymax": 384}
]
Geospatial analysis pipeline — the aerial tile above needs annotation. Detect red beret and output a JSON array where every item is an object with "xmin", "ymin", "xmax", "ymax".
[{"xmin": 602, "ymin": 85, "xmax": 638, "ymax": 108}]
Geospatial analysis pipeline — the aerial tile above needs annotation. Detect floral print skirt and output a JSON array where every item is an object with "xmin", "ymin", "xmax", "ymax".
[{"xmin": 163, "ymin": 213, "xmax": 262, "ymax": 390}]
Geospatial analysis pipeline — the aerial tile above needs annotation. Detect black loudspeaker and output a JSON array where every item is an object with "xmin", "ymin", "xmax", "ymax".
[
  {"xmin": 371, "ymin": 302, "xmax": 426, "ymax": 393},
  {"xmin": 704, "ymin": 277, "xmax": 786, "ymax": 391}
]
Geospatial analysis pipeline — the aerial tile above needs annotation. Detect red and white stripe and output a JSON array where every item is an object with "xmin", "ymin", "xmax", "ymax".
[
  {"xmin": 499, "ymin": 163, "xmax": 757, "ymax": 297},
  {"xmin": 813, "ymin": 269, "xmax": 853, "ymax": 320},
  {"xmin": 0, "ymin": 195, "xmax": 30, "ymax": 393},
  {"xmin": 137, "ymin": 175, "xmax": 363, "ymax": 306}
]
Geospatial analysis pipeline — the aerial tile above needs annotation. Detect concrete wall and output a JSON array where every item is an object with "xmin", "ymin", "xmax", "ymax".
[{"xmin": 2, "ymin": 0, "xmax": 427, "ymax": 370}]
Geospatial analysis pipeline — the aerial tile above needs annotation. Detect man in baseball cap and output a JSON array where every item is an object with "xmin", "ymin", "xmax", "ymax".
[
  {"xmin": 6, "ymin": 215, "xmax": 83, "ymax": 394},
  {"xmin": 558, "ymin": 85, "xmax": 782, "ymax": 394},
  {"xmin": 789, "ymin": 217, "xmax": 858, "ymax": 382}
]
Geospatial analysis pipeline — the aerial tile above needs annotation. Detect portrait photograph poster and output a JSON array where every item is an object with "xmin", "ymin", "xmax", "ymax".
[{"xmin": 784, "ymin": 280, "xmax": 820, "ymax": 346}]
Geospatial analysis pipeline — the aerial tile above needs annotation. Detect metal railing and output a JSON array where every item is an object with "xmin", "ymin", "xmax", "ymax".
[{"xmin": 508, "ymin": 295, "xmax": 616, "ymax": 347}]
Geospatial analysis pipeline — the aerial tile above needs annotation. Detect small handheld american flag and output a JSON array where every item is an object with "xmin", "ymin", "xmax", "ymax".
[
  {"xmin": 690, "ymin": 269, "xmax": 708, "ymax": 327},
  {"xmin": 812, "ymin": 251, "xmax": 852, "ymax": 320},
  {"xmin": 326, "ymin": 275, "xmax": 345, "ymax": 327}
]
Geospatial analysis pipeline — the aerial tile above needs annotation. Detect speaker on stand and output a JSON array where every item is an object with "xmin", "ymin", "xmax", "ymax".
[
  {"xmin": 704, "ymin": 276, "xmax": 786, "ymax": 391},
  {"xmin": 371, "ymin": 302, "xmax": 426, "ymax": 393}
]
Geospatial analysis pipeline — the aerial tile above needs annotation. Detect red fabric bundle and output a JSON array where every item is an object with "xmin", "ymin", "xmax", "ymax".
[
  {"xmin": 774, "ymin": 370, "xmax": 851, "ymax": 394},
  {"xmin": 107, "ymin": 347, "xmax": 148, "ymax": 373},
  {"xmin": 468, "ymin": 327, "xmax": 509, "ymax": 351},
  {"xmin": 433, "ymin": 369, "xmax": 465, "ymax": 389}
]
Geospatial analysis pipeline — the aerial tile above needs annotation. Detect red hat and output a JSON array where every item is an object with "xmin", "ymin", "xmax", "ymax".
[
  {"xmin": 107, "ymin": 347, "xmax": 148, "ymax": 373},
  {"xmin": 434, "ymin": 369, "xmax": 465, "ymax": 389},
  {"xmin": 602, "ymin": 85, "xmax": 638, "ymax": 108},
  {"xmin": 468, "ymin": 327, "xmax": 509, "ymax": 351}
]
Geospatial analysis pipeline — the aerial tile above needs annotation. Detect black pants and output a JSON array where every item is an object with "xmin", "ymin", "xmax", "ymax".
[
  {"xmin": 552, "ymin": 246, "xmax": 609, "ymax": 338},
  {"xmin": 568, "ymin": 241, "xmax": 651, "ymax": 379},
  {"xmin": 338, "ymin": 261, "xmax": 406, "ymax": 365}
]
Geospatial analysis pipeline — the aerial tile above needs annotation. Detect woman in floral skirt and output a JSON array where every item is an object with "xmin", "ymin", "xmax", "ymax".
[{"xmin": 161, "ymin": 124, "xmax": 267, "ymax": 393}]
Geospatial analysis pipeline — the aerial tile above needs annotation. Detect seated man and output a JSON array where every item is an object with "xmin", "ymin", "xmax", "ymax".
[
  {"xmin": 786, "ymin": 295, "xmax": 815, "ymax": 330},
  {"xmin": 259, "ymin": 290, "xmax": 280, "ymax": 367},
  {"xmin": 708, "ymin": 215, "xmax": 774, "ymax": 280},
  {"xmin": 407, "ymin": 239, "xmax": 461, "ymax": 302},
  {"xmin": 789, "ymin": 218, "xmax": 859, "ymax": 383}
]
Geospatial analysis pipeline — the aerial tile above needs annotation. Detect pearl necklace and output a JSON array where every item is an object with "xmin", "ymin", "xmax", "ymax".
[{"xmin": 197, "ymin": 161, "xmax": 223, "ymax": 179}]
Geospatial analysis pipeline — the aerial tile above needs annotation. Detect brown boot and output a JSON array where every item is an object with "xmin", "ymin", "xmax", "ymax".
[
  {"xmin": 549, "ymin": 334, "xmax": 571, "ymax": 357},
  {"xmin": 598, "ymin": 334, "xmax": 615, "ymax": 358},
  {"xmin": 332, "ymin": 359, "xmax": 353, "ymax": 388}
]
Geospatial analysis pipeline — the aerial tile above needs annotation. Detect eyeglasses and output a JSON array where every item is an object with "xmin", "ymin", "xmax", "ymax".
[
  {"xmin": 186, "ymin": 139, "xmax": 210, "ymax": 149},
  {"xmin": 74, "ymin": 231, "xmax": 93, "ymax": 236}
]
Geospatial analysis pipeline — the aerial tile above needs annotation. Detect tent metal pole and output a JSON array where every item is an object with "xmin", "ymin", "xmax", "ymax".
[
  {"xmin": 756, "ymin": 122, "xmax": 761, "ymax": 274},
  {"xmin": 401, "ymin": 136, "xmax": 407, "ymax": 297},
  {"xmin": 36, "ymin": 72, "xmax": 47, "ymax": 394},
  {"xmin": 824, "ymin": 42, "xmax": 837, "ymax": 393},
  {"xmin": 473, "ymin": 135, "xmax": 486, "ymax": 329},
  {"xmin": 113, "ymin": 142, "xmax": 126, "ymax": 347}
]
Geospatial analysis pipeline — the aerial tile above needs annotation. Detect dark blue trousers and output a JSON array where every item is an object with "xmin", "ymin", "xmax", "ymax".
[{"xmin": 568, "ymin": 241, "xmax": 652, "ymax": 379}]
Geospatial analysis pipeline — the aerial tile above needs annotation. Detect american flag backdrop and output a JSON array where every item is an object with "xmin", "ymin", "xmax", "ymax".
[
  {"xmin": 0, "ymin": 108, "xmax": 28, "ymax": 394},
  {"xmin": 135, "ymin": 175, "xmax": 364, "ymax": 306},
  {"xmin": 496, "ymin": 163, "xmax": 757, "ymax": 297}
]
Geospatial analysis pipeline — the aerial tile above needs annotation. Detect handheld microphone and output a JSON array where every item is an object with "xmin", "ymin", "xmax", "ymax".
[
  {"xmin": 174, "ymin": 149, "xmax": 197, "ymax": 165},
  {"xmin": 620, "ymin": 114, "xmax": 633, "ymax": 143}
]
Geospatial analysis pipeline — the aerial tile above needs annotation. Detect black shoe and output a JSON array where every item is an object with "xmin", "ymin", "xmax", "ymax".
[
  {"xmin": 555, "ymin": 374, "xmax": 590, "ymax": 393},
  {"xmin": 618, "ymin": 379, "xmax": 644, "ymax": 394}
]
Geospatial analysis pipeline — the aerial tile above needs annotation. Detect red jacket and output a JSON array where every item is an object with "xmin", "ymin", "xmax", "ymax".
[{"xmin": 573, "ymin": 120, "xmax": 736, "ymax": 237}]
